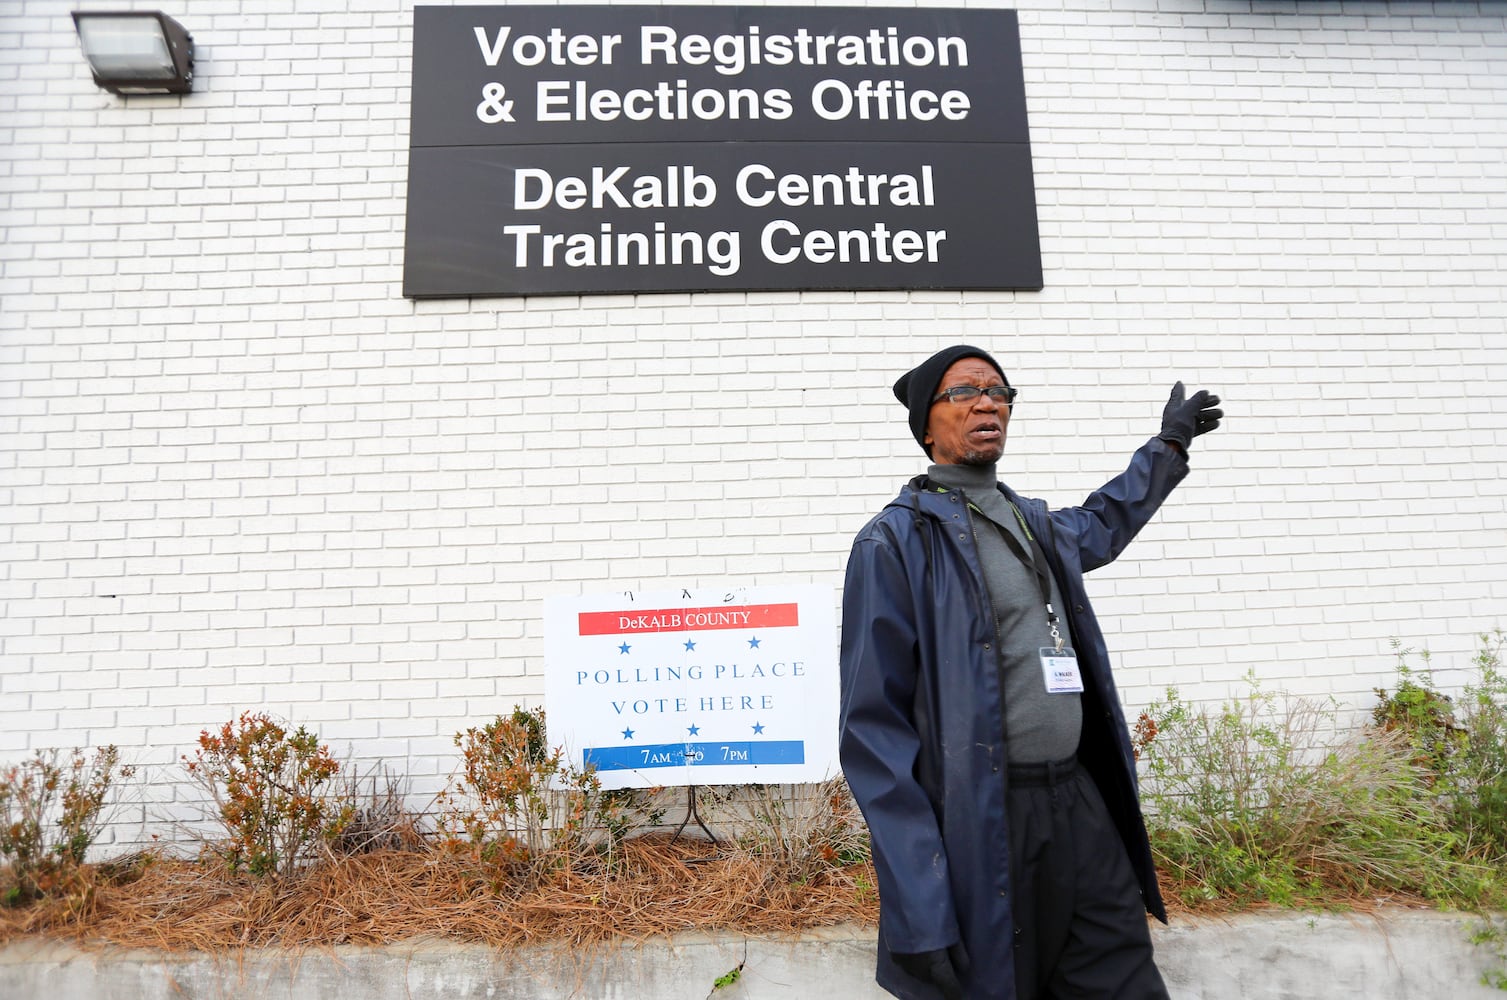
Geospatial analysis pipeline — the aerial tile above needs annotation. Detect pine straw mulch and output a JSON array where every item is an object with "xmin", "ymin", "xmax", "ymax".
[
  {"xmin": 3, "ymin": 842, "xmax": 1450, "ymax": 957},
  {"xmin": 0, "ymin": 836, "xmax": 880, "ymax": 955}
]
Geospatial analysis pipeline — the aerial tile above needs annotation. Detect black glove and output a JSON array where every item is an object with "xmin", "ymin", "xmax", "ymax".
[
  {"xmin": 1158, "ymin": 381, "xmax": 1223, "ymax": 451},
  {"xmin": 893, "ymin": 943, "xmax": 970, "ymax": 1000}
]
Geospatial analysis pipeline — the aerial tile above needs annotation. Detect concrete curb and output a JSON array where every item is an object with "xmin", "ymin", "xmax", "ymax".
[
  {"xmin": 1154, "ymin": 909, "xmax": 1501, "ymax": 999},
  {"xmin": 0, "ymin": 909, "xmax": 1500, "ymax": 999}
]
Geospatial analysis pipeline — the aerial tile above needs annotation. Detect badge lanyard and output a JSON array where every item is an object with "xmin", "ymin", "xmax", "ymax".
[
  {"xmin": 1006, "ymin": 501, "xmax": 1085, "ymax": 695},
  {"xmin": 954, "ymin": 487, "xmax": 1083, "ymax": 694},
  {"xmin": 1006, "ymin": 501, "xmax": 1064, "ymax": 653}
]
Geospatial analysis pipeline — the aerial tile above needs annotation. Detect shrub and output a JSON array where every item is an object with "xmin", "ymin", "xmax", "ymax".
[
  {"xmin": 701, "ymin": 778, "xmax": 870, "ymax": 883},
  {"xmin": 1377, "ymin": 631, "xmax": 1507, "ymax": 865},
  {"xmin": 437, "ymin": 707, "xmax": 636, "ymax": 868},
  {"xmin": 1372, "ymin": 641, "xmax": 1465, "ymax": 782},
  {"xmin": 1455, "ymin": 632, "xmax": 1507, "ymax": 863},
  {"xmin": 1137, "ymin": 678, "xmax": 1479, "ymax": 908},
  {"xmin": 183, "ymin": 711, "xmax": 352, "ymax": 878},
  {"xmin": 0, "ymin": 746, "xmax": 131, "ymax": 905},
  {"xmin": 327, "ymin": 762, "xmax": 430, "ymax": 856}
]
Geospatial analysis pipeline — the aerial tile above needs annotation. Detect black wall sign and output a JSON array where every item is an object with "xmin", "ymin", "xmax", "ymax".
[{"xmin": 403, "ymin": 6, "xmax": 1041, "ymax": 298}]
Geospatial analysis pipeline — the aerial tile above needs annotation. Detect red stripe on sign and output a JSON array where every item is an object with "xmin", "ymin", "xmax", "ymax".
[{"xmin": 578, "ymin": 603, "xmax": 799, "ymax": 636}]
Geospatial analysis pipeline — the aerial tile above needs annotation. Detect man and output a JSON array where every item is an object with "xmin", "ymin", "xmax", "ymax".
[{"xmin": 838, "ymin": 345, "xmax": 1221, "ymax": 1000}]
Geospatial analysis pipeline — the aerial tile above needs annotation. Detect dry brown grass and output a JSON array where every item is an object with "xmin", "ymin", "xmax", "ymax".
[
  {"xmin": 1152, "ymin": 868, "xmax": 1433, "ymax": 920},
  {"xmin": 0, "ymin": 836, "xmax": 879, "ymax": 954}
]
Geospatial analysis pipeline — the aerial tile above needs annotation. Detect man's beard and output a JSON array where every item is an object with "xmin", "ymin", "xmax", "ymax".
[{"xmin": 959, "ymin": 448, "xmax": 1000, "ymax": 467}]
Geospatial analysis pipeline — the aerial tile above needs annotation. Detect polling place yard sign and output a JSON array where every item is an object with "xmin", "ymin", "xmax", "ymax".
[
  {"xmin": 403, "ymin": 6, "xmax": 1042, "ymax": 297},
  {"xmin": 543, "ymin": 584, "xmax": 838, "ymax": 789}
]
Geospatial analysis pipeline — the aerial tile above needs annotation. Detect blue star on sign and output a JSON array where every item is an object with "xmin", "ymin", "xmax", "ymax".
[
  {"xmin": 619, "ymin": 642, "xmax": 631, "ymax": 654},
  {"xmin": 748, "ymin": 636, "xmax": 761, "ymax": 648},
  {"xmin": 752, "ymin": 722, "xmax": 765, "ymax": 735},
  {"xmin": 621, "ymin": 728, "xmax": 635, "ymax": 740},
  {"xmin": 688, "ymin": 724, "xmax": 700, "ymax": 736},
  {"xmin": 684, "ymin": 639, "xmax": 696, "ymax": 651}
]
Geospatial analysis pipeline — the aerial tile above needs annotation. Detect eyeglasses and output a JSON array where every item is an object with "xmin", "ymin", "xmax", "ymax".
[{"xmin": 932, "ymin": 385, "xmax": 1019, "ymax": 406}]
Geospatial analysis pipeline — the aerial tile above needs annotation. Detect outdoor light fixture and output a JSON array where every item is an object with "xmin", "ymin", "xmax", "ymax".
[{"xmin": 72, "ymin": 11, "xmax": 194, "ymax": 95}]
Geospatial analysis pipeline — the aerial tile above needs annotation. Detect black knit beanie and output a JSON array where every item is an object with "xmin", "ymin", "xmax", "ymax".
[{"xmin": 892, "ymin": 345, "xmax": 1009, "ymax": 453}]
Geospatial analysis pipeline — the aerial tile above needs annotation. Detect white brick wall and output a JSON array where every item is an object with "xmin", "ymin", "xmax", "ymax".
[{"xmin": 2, "ymin": 0, "xmax": 1505, "ymax": 850}]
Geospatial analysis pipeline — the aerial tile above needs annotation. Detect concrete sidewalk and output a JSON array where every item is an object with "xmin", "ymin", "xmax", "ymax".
[{"xmin": 0, "ymin": 908, "xmax": 1500, "ymax": 999}]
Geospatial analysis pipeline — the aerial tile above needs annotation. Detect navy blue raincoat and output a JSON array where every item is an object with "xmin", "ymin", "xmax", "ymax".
[{"xmin": 838, "ymin": 437, "xmax": 1185, "ymax": 1000}]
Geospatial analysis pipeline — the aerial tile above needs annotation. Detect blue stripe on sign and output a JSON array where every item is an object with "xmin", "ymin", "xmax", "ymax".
[{"xmin": 585, "ymin": 740, "xmax": 806, "ymax": 772}]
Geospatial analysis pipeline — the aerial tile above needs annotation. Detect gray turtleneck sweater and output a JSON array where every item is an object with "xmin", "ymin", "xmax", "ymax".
[{"xmin": 927, "ymin": 462, "xmax": 1082, "ymax": 763}]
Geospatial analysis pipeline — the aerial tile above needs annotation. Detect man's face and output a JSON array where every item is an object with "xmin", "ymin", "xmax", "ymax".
[{"xmin": 924, "ymin": 358, "xmax": 1011, "ymax": 466}]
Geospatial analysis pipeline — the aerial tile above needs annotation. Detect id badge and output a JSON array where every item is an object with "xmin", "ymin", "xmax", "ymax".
[{"xmin": 1039, "ymin": 646, "xmax": 1084, "ymax": 694}]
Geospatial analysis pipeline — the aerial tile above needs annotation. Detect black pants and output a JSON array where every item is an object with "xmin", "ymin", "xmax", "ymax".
[{"xmin": 1006, "ymin": 759, "xmax": 1169, "ymax": 1000}]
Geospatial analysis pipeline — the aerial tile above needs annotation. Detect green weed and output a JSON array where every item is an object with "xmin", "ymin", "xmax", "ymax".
[
  {"xmin": 1472, "ymin": 915, "xmax": 1507, "ymax": 990},
  {"xmin": 1138, "ymin": 676, "xmax": 1481, "ymax": 908}
]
